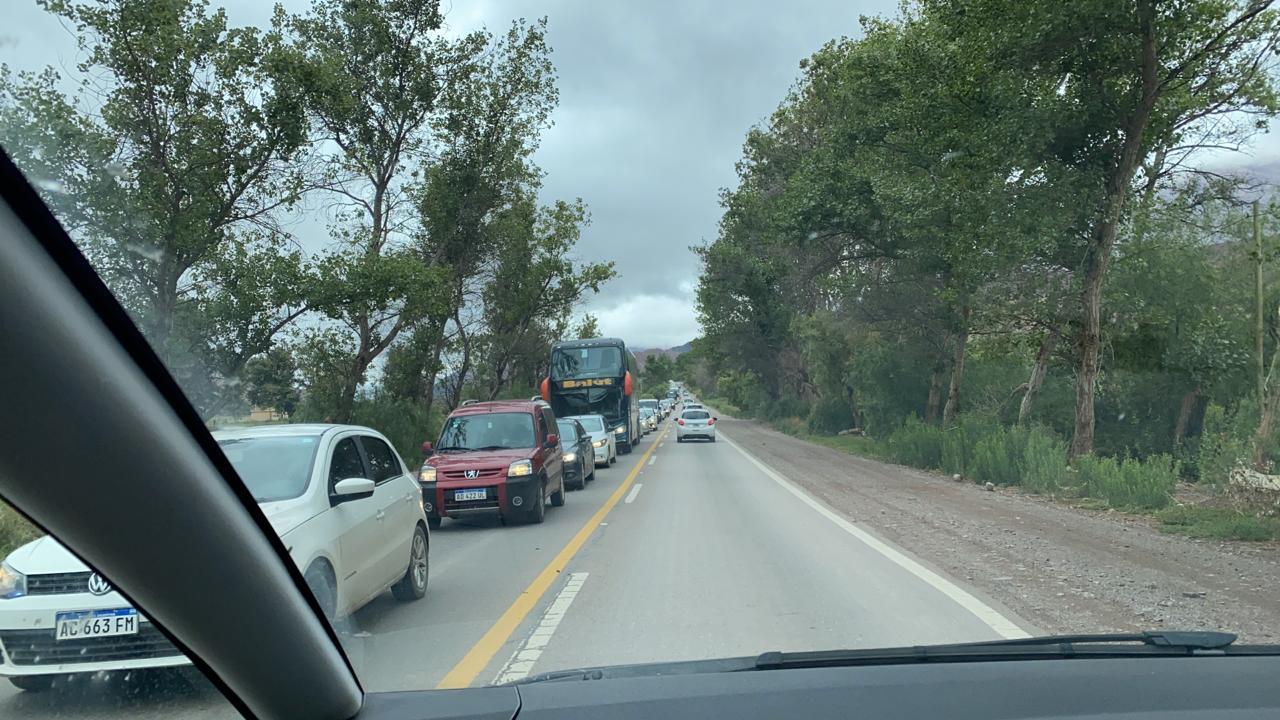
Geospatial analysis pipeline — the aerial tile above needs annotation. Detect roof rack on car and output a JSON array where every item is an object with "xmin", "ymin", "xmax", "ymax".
[{"xmin": 460, "ymin": 399, "xmax": 479, "ymax": 406}]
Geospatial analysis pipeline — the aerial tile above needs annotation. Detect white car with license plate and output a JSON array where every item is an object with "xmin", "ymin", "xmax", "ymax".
[
  {"xmin": 676, "ymin": 409, "xmax": 717, "ymax": 442},
  {"xmin": 565, "ymin": 414, "xmax": 616, "ymax": 467},
  {"xmin": 0, "ymin": 424, "xmax": 429, "ymax": 691}
]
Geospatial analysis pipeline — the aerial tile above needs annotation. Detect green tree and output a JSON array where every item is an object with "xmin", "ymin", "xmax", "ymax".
[
  {"xmin": 924, "ymin": 0, "xmax": 1280, "ymax": 455},
  {"xmin": 244, "ymin": 345, "xmax": 301, "ymax": 417},
  {"xmin": 477, "ymin": 194, "xmax": 615, "ymax": 398},
  {"xmin": 285, "ymin": 0, "xmax": 460, "ymax": 422},
  {"xmin": 4, "ymin": 0, "xmax": 311, "ymax": 413},
  {"xmin": 571, "ymin": 313, "xmax": 602, "ymax": 339}
]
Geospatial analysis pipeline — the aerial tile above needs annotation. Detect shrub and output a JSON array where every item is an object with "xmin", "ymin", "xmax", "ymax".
[
  {"xmin": 1021, "ymin": 429, "xmax": 1071, "ymax": 493},
  {"xmin": 1076, "ymin": 453, "xmax": 1179, "ymax": 510},
  {"xmin": 775, "ymin": 416, "xmax": 807, "ymax": 436},
  {"xmin": 808, "ymin": 396, "xmax": 852, "ymax": 434},
  {"xmin": 1157, "ymin": 505, "xmax": 1280, "ymax": 541},
  {"xmin": 886, "ymin": 416, "xmax": 944, "ymax": 468},
  {"xmin": 941, "ymin": 415, "xmax": 999, "ymax": 477},
  {"xmin": 1196, "ymin": 402, "xmax": 1252, "ymax": 487},
  {"xmin": 969, "ymin": 426, "xmax": 1033, "ymax": 486}
]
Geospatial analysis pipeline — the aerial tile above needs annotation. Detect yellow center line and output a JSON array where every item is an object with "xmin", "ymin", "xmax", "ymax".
[{"xmin": 435, "ymin": 424, "xmax": 669, "ymax": 689}]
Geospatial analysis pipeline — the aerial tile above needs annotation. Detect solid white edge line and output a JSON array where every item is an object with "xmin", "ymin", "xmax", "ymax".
[
  {"xmin": 718, "ymin": 430, "xmax": 1031, "ymax": 639},
  {"xmin": 493, "ymin": 572, "xmax": 590, "ymax": 684},
  {"xmin": 624, "ymin": 483, "xmax": 643, "ymax": 504}
]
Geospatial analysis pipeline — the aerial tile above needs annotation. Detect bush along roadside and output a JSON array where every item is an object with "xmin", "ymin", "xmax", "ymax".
[{"xmin": 756, "ymin": 410, "xmax": 1276, "ymax": 542}]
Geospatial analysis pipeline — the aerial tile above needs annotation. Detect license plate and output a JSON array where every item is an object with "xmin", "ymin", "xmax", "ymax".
[
  {"xmin": 455, "ymin": 489, "xmax": 486, "ymax": 501},
  {"xmin": 55, "ymin": 608, "xmax": 139, "ymax": 641}
]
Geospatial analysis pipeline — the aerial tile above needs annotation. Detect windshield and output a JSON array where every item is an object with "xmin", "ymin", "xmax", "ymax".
[
  {"xmin": 551, "ymin": 346, "xmax": 624, "ymax": 380},
  {"xmin": 217, "ymin": 436, "xmax": 320, "ymax": 502},
  {"xmin": 438, "ymin": 413, "xmax": 536, "ymax": 451},
  {"xmin": 4, "ymin": 0, "xmax": 1280, "ymax": 717}
]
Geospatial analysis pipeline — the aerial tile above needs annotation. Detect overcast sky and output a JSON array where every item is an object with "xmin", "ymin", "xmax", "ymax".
[{"xmin": 6, "ymin": 1, "xmax": 1279, "ymax": 349}]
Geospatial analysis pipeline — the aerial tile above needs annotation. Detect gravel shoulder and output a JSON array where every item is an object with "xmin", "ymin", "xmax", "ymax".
[{"xmin": 718, "ymin": 416, "xmax": 1280, "ymax": 643}]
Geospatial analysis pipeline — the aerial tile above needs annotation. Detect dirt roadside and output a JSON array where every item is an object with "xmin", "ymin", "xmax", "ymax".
[{"xmin": 717, "ymin": 416, "xmax": 1280, "ymax": 643}]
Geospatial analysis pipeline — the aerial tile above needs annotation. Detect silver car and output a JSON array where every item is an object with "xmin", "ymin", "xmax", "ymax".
[
  {"xmin": 565, "ymin": 414, "xmax": 617, "ymax": 467},
  {"xmin": 640, "ymin": 407, "xmax": 658, "ymax": 432},
  {"xmin": 676, "ymin": 409, "xmax": 716, "ymax": 442}
]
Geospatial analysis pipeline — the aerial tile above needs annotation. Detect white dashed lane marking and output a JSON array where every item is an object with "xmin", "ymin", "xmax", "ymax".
[
  {"xmin": 493, "ymin": 572, "xmax": 589, "ymax": 684},
  {"xmin": 624, "ymin": 483, "xmax": 643, "ymax": 504}
]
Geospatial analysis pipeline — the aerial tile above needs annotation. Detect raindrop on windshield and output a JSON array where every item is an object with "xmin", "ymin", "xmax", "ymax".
[
  {"xmin": 104, "ymin": 160, "xmax": 128, "ymax": 178},
  {"xmin": 34, "ymin": 177, "xmax": 66, "ymax": 194},
  {"xmin": 125, "ymin": 242, "xmax": 165, "ymax": 261}
]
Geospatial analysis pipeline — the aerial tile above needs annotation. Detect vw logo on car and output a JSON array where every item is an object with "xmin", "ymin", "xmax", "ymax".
[{"xmin": 87, "ymin": 573, "xmax": 113, "ymax": 596}]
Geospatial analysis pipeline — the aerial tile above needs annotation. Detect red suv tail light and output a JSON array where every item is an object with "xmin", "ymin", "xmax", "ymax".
[
  {"xmin": 678, "ymin": 419, "xmax": 684, "ymax": 425},
  {"xmin": 708, "ymin": 418, "xmax": 715, "ymax": 426}
]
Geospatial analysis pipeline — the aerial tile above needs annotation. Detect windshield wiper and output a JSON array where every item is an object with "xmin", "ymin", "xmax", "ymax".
[
  {"xmin": 750, "ymin": 631, "xmax": 1240, "ymax": 671},
  {"xmin": 514, "ymin": 631, "xmax": 1267, "ymax": 685},
  {"xmin": 434, "ymin": 445, "xmax": 469, "ymax": 453},
  {"xmin": 473, "ymin": 445, "xmax": 512, "ymax": 451}
]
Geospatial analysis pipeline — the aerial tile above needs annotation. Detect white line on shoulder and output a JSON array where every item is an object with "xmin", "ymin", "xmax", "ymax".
[{"xmin": 718, "ymin": 430, "xmax": 1030, "ymax": 639}]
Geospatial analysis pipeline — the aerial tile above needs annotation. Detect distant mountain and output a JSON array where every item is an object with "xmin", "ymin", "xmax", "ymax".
[{"xmin": 634, "ymin": 341, "xmax": 694, "ymax": 371}]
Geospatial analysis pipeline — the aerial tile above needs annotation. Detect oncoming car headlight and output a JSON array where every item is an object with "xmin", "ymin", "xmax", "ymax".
[
  {"xmin": 0, "ymin": 561, "xmax": 27, "ymax": 599},
  {"xmin": 613, "ymin": 426, "xmax": 626, "ymax": 435},
  {"xmin": 564, "ymin": 452, "xmax": 577, "ymax": 463},
  {"xmin": 418, "ymin": 465, "xmax": 436, "ymax": 483},
  {"xmin": 592, "ymin": 439, "xmax": 607, "ymax": 448},
  {"xmin": 508, "ymin": 459, "xmax": 534, "ymax": 477}
]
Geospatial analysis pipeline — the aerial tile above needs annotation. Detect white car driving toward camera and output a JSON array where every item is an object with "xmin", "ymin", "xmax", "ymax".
[{"xmin": 0, "ymin": 424, "xmax": 428, "ymax": 691}]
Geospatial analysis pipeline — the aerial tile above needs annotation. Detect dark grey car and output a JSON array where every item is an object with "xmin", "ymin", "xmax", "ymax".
[{"xmin": 556, "ymin": 418, "xmax": 596, "ymax": 490}]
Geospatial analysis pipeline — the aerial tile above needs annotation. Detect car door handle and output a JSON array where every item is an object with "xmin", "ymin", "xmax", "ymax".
[{"xmin": 376, "ymin": 510, "xmax": 386, "ymax": 521}]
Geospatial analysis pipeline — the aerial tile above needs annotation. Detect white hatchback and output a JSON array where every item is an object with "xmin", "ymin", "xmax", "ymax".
[
  {"xmin": 0, "ymin": 424, "xmax": 429, "ymax": 691},
  {"xmin": 676, "ymin": 409, "xmax": 717, "ymax": 442}
]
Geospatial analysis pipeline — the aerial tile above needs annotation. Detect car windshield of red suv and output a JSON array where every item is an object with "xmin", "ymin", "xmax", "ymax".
[{"xmin": 437, "ymin": 413, "xmax": 537, "ymax": 452}]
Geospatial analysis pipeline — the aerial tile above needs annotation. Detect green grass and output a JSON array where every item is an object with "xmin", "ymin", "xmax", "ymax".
[
  {"xmin": 1156, "ymin": 505, "xmax": 1280, "ymax": 541},
  {"xmin": 0, "ymin": 502, "xmax": 40, "ymax": 558},
  {"xmin": 804, "ymin": 433, "xmax": 889, "ymax": 460}
]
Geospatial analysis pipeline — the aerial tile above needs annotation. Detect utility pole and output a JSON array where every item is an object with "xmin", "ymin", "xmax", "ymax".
[{"xmin": 1256, "ymin": 199, "xmax": 1265, "ymax": 403}]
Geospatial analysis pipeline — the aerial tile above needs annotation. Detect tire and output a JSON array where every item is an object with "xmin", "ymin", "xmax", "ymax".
[
  {"xmin": 9, "ymin": 676, "xmax": 54, "ymax": 692},
  {"xmin": 710, "ymin": 436, "xmax": 716, "ymax": 443},
  {"xmin": 550, "ymin": 476, "xmax": 566, "ymax": 507},
  {"xmin": 391, "ymin": 525, "xmax": 428, "ymax": 602},
  {"xmin": 527, "ymin": 484, "xmax": 547, "ymax": 524},
  {"xmin": 305, "ymin": 562, "xmax": 337, "ymax": 622},
  {"xmin": 568, "ymin": 461, "xmax": 586, "ymax": 490},
  {"xmin": 586, "ymin": 460, "xmax": 596, "ymax": 483},
  {"xmin": 427, "ymin": 515, "xmax": 442, "ymax": 529}
]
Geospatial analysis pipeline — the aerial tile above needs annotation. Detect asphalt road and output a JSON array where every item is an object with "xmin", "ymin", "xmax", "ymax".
[{"xmin": 0, "ymin": 413, "xmax": 1030, "ymax": 718}]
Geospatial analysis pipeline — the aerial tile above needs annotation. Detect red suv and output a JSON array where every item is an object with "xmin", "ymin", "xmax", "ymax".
[{"xmin": 417, "ymin": 400, "xmax": 566, "ymax": 526}]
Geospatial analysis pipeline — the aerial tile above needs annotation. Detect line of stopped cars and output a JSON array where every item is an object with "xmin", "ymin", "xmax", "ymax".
[{"xmin": 0, "ymin": 390, "xmax": 698, "ymax": 690}]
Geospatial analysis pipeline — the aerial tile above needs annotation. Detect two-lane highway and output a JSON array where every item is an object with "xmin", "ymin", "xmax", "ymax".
[{"xmin": 0, "ymin": 413, "xmax": 1031, "ymax": 718}]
